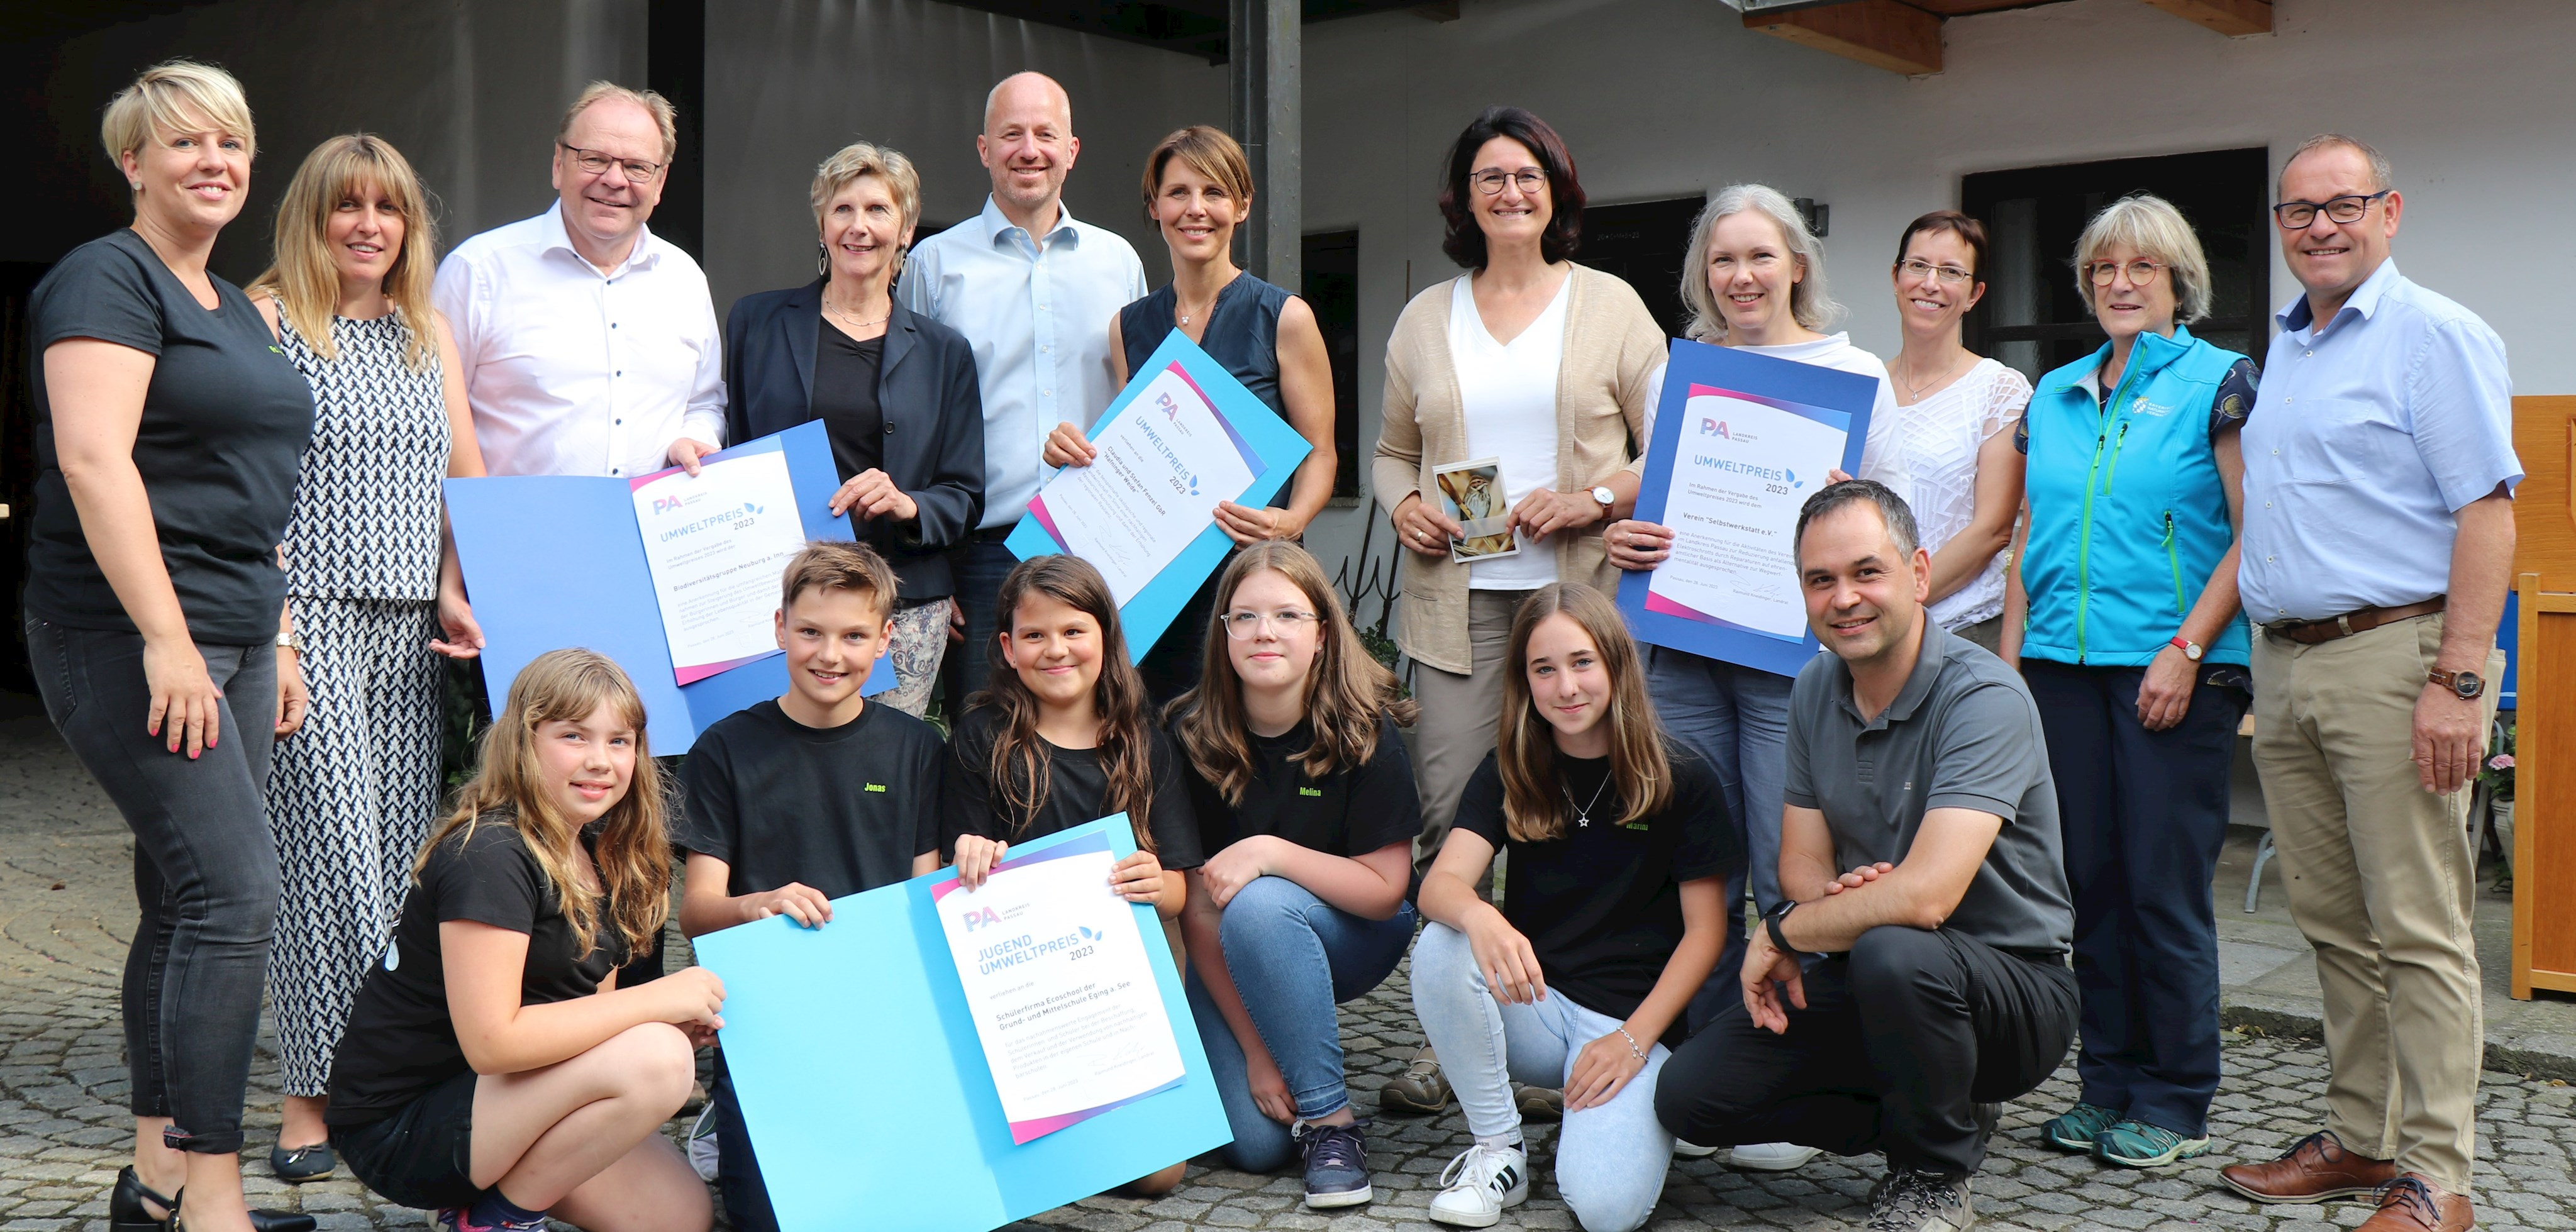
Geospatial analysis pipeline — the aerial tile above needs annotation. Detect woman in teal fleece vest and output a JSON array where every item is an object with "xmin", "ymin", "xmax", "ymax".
[{"xmin": 2001, "ymin": 194, "xmax": 2258, "ymax": 1171}]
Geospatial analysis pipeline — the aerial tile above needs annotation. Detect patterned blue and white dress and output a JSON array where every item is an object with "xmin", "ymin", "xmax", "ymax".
[{"xmin": 266, "ymin": 311, "xmax": 453, "ymax": 1097}]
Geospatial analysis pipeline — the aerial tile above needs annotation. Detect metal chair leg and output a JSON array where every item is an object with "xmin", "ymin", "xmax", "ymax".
[{"xmin": 2245, "ymin": 830, "xmax": 2276, "ymax": 914}]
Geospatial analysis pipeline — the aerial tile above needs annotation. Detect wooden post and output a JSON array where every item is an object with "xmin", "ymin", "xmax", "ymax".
[{"xmin": 2509, "ymin": 396, "xmax": 2576, "ymax": 998}]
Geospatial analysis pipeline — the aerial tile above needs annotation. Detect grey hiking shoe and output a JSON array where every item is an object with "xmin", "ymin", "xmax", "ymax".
[
  {"xmin": 1868, "ymin": 1168, "xmax": 1975, "ymax": 1232},
  {"xmin": 1379, "ymin": 1046, "xmax": 1452, "ymax": 1114}
]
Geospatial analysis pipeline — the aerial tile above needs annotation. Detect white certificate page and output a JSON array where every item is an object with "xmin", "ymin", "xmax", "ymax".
[
  {"xmin": 1647, "ymin": 390, "xmax": 1851, "ymax": 641},
  {"xmin": 936, "ymin": 843, "xmax": 1186, "ymax": 1141},
  {"xmin": 628, "ymin": 450, "xmax": 810, "ymax": 680},
  {"xmin": 1035, "ymin": 365, "xmax": 1258, "ymax": 606}
]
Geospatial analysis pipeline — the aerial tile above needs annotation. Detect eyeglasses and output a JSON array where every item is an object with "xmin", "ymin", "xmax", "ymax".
[
  {"xmin": 2270, "ymin": 189, "xmax": 2392, "ymax": 230},
  {"xmin": 1470, "ymin": 168, "xmax": 1548, "ymax": 196},
  {"xmin": 2085, "ymin": 258, "xmax": 2166, "ymax": 287},
  {"xmin": 1221, "ymin": 609, "xmax": 1320, "ymax": 640},
  {"xmin": 559, "ymin": 143, "xmax": 663, "ymax": 184},
  {"xmin": 1896, "ymin": 258, "xmax": 1974, "ymax": 286}
]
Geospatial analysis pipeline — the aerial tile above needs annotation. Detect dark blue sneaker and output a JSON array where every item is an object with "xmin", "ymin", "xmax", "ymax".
[{"xmin": 1296, "ymin": 1119, "xmax": 1374, "ymax": 1209}]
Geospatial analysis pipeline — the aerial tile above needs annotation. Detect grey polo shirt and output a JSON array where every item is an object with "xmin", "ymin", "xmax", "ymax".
[{"xmin": 1785, "ymin": 627, "xmax": 2074, "ymax": 955}]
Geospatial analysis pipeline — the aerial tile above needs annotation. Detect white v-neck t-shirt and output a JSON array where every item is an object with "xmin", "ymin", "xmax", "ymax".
[{"xmin": 1448, "ymin": 273, "xmax": 1571, "ymax": 591}]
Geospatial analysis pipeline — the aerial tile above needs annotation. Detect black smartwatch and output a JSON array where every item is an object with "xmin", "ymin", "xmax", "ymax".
[{"xmin": 1763, "ymin": 900, "xmax": 1805, "ymax": 958}]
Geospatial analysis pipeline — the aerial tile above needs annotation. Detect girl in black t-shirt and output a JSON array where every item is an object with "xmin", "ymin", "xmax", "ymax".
[
  {"xmin": 1164, "ymin": 543, "xmax": 1419, "ymax": 1209},
  {"xmin": 938, "ymin": 555, "xmax": 1201, "ymax": 1194},
  {"xmin": 1413, "ymin": 584, "xmax": 1738, "ymax": 1232},
  {"xmin": 325, "ymin": 651, "xmax": 721, "ymax": 1232}
]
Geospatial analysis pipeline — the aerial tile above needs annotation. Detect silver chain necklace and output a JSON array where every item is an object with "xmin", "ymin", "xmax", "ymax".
[{"xmin": 1562, "ymin": 770, "xmax": 1613, "ymax": 828}]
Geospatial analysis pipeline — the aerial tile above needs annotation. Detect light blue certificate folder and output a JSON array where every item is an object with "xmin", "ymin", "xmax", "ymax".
[
  {"xmin": 691, "ymin": 816, "xmax": 1230, "ymax": 1232},
  {"xmin": 1007, "ymin": 331, "xmax": 1314, "ymax": 660},
  {"xmin": 445, "ymin": 420, "xmax": 891, "ymax": 748}
]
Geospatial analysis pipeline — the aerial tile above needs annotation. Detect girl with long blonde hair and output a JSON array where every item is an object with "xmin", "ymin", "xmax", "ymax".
[
  {"xmin": 244, "ymin": 133, "xmax": 492, "ymax": 1181},
  {"xmin": 325, "ymin": 650, "xmax": 718, "ymax": 1232},
  {"xmin": 1162, "ymin": 543, "xmax": 1418, "ymax": 1207},
  {"xmin": 1411, "ymin": 584, "xmax": 1736, "ymax": 1232}
]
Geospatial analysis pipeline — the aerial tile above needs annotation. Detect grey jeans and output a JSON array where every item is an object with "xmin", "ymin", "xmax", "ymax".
[{"xmin": 27, "ymin": 618, "xmax": 280, "ymax": 1155}]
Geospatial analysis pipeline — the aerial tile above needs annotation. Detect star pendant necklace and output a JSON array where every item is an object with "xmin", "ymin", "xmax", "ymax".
[{"xmin": 1563, "ymin": 770, "xmax": 1614, "ymax": 828}]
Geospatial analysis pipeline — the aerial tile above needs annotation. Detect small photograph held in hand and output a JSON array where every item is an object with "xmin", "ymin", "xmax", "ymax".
[{"xmin": 1434, "ymin": 457, "xmax": 1519, "ymax": 563}]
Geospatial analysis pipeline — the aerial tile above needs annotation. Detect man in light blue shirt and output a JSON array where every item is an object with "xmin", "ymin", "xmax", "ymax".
[
  {"xmin": 2222, "ymin": 135, "xmax": 2516, "ymax": 1232},
  {"xmin": 901, "ymin": 71, "xmax": 1149, "ymax": 694}
]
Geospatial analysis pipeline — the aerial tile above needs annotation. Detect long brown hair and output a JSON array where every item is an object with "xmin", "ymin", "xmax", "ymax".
[
  {"xmin": 975, "ymin": 556, "xmax": 1160, "ymax": 852},
  {"xmin": 1497, "ymin": 583, "xmax": 1673, "ymax": 842},
  {"xmin": 1167, "ymin": 541, "xmax": 1416, "ymax": 806},
  {"xmin": 418, "ymin": 649, "xmax": 672, "ymax": 958},
  {"xmin": 248, "ymin": 134, "xmax": 440, "ymax": 370}
]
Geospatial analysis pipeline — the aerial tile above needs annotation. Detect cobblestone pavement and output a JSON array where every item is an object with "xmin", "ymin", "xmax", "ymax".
[{"xmin": 6, "ymin": 708, "xmax": 2572, "ymax": 1231}]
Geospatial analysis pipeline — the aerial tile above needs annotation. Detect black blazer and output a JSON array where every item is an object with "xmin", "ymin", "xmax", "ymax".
[{"xmin": 724, "ymin": 279, "xmax": 985, "ymax": 599}]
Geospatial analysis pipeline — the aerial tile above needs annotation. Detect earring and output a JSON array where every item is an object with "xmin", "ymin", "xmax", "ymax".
[{"xmin": 816, "ymin": 243, "xmax": 828, "ymax": 278}]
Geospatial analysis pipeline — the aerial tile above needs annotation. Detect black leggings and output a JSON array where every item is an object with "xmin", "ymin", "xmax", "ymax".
[{"xmin": 28, "ymin": 619, "xmax": 279, "ymax": 1155}]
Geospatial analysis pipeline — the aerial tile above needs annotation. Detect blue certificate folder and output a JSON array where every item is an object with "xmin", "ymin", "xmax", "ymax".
[
  {"xmin": 1616, "ymin": 338, "xmax": 1879, "ymax": 677},
  {"xmin": 1007, "ymin": 331, "xmax": 1313, "ymax": 659},
  {"xmin": 691, "ymin": 816, "xmax": 1230, "ymax": 1232},
  {"xmin": 445, "ymin": 419, "xmax": 892, "ymax": 749}
]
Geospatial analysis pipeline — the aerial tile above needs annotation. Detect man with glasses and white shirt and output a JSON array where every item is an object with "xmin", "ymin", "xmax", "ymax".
[
  {"xmin": 2218, "ymin": 134, "xmax": 2516, "ymax": 1232},
  {"xmin": 435, "ymin": 82, "xmax": 726, "ymax": 482}
]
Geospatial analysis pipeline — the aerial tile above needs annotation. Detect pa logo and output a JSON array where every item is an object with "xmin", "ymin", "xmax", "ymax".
[{"xmin": 961, "ymin": 906, "xmax": 1003, "ymax": 930}]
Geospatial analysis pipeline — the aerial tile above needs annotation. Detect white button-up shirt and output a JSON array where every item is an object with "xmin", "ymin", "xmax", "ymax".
[
  {"xmin": 433, "ymin": 203, "xmax": 726, "ymax": 478},
  {"xmin": 899, "ymin": 196, "xmax": 1148, "ymax": 528}
]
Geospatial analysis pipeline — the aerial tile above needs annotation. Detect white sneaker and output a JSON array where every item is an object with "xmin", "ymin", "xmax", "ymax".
[
  {"xmin": 1673, "ymin": 1139, "xmax": 1722, "ymax": 1158},
  {"xmin": 1428, "ymin": 1142, "xmax": 1530, "ymax": 1228},
  {"xmin": 1728, "ymin": 1141, "xmax": 1821, "ymax": 1171}
]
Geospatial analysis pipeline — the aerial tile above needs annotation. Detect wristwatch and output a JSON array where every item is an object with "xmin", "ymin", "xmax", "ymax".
[
  {"xmin": 275, "ymin": 628, "xmax": 300, "ymax": 652},
  {"xmin": 2428, "ymin": 668, "xmax": 2486, "ymax": 701},
  {"xmin": 1590, "ymin": 485, "xmax": 1616, "ymax": 520},
  {"xmin": 2169, "ymin": 636, "xmax": 2203, "ymax": 662},
  {"xmin": 1762, "ymin": 900, "xmax": 1805, "ymax": 958}
]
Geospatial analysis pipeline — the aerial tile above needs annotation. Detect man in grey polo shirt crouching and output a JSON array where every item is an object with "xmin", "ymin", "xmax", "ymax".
[{"xmin": 1655, "ymin": 480, "xmax": 2078, "ymax": 1232}]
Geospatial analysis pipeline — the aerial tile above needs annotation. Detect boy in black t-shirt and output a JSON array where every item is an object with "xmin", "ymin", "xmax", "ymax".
[{"xmin": 675, "ymin": 542, "xmax": 943, "ymax": 1232}]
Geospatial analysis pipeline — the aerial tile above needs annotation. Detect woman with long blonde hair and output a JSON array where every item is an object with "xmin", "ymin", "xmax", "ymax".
[
  {"xmin": 326, "ymin": 650, "xmax": 719, "ymax": 1232},
  {"xmin": 1411, "ymin": 583, "xmax": 1736, "ymax": 1231},
  {"xmin": 244, "ymin": 133, "xmax": 491, "ymax": 1182},
  {"xmin": 1163, "ymin": 543, "xmax": 1418, "ymax": 1207}
]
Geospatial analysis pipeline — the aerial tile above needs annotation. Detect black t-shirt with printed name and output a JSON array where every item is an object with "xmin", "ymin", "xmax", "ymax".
[
  {"xmin": 675, "ymin": 699, "xmax": 943, "ymax": 901},
  {"xmin": 326, "ymin": 815, "xmax": 630, "ymax": 1125},
  {"xmin": 941, "ymin": 706, "xmax": 1204, "ymax": 869},
  {"xmin": 1181, "ymin": 714, "xmax": 1421, "ymax": 860},
  {"xmin": 1452, "ymin": 746, "xmax": 1738, "ymax": 1030}
]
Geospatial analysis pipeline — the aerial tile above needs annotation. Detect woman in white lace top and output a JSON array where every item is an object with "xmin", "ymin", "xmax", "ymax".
[{"xmin": 1885, "ymin": 211, "xmax": 2032, "ymax": 651}]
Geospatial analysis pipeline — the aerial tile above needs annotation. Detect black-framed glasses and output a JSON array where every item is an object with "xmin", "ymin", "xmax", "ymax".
[
  {"xmin": 1470, "ymin": 167, "xmax": 1548, "ymax": 196},
  {"xmin": 1221, "ymin": 609, "xmax": 1320, "ymax": 640},
  {"xmin": 1896, "ymin": 257, "xmax": 1974, "ymax": 286},
  {"xmin": 2271, "ymin": 189, "xmax": 2392, "ymax": 229},
  {"xmin": 2085, "ymin": 258, "xmax": 2166, "ymax": 287},
  {"xmin": 559, "ymin": 143, "xmax": 663, "ymax": 184}
]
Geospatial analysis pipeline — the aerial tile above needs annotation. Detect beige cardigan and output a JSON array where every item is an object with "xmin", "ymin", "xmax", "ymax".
[{"xmin": 1370, "ymin": 264, "xmax": 1667, "ymax": 674}]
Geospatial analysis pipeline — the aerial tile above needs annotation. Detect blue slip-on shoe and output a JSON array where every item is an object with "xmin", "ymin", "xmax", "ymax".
[
  {"xmin": 2094, "ymin": 1119, "xmax": 2212, "ymax": 1168},
  {"xmin": 1296, "ymin": 1119, "xmax": 1375, "ymax": 1208},
  {"xmin": 2040, "ymin": 1102, "xmax": 2123, "ymax": 1152}
]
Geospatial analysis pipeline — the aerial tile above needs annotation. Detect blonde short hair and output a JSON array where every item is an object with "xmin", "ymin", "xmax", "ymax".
[
  {"xmin": 558, "ymin": 82, "xmax": 678, "ymax": 165},
  {"xmin": 101, "ymin": 60, "xmax": 255, "ymax": 168},
  {"xmin": 1679, "ymin": 184, "xmax": 1840, "ymax": 343},
  {"xmin": 2072, "ymin": 193, "xmax": 2214, "ymax": 326},
  {"xmin": 809, "ymin": 142, "xmax": 921, "ymax": 245}
]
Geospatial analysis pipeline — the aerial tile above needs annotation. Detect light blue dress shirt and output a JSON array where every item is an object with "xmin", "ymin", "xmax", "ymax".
[
  {"xmin": 899, "ymin": 197, "xmax": 1148, "ymax": 529},
  {"xmin": 2239, "ymin": 260, "xmax": 2520, "ymax": 623}
]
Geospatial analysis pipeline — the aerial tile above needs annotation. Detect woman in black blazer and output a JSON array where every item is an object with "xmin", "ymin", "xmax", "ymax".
[{"xmin": 724, "ymin": 141, "xmax": 984, "ymax": 716}]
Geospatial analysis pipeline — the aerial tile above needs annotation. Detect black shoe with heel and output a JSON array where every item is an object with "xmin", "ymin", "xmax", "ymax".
[{"xmin": 111, "ymin": 1167, "xmax": 319, "ymax": 1232}]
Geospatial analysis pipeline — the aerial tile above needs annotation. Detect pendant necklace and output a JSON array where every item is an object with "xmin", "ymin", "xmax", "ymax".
[{"xmin": 1563, "ymin": 770, "xmax": 1614, "ymax": 828}]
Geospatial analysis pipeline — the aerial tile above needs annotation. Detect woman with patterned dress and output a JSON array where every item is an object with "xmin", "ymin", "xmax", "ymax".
[{"xmin": 247, "ymin": 134, "xmax": 488, "ymax": 1182}]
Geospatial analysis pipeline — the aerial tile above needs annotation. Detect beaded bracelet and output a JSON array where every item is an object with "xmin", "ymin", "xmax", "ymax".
[{"xmin": 1614, "ymin": 1026, "xmax": 1646, "ymax": 1061}]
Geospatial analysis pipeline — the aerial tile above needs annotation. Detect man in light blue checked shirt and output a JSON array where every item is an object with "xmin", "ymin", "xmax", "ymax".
[
  {"xmin": 2219, "ymin": 134, "xmax": 2516, "ymax": 1232},
  {"xmin": 901, "ymin": 70, "xmax": 1149, "ymax": 702}
]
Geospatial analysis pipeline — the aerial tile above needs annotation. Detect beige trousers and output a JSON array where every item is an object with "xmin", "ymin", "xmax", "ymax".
[
  {"xmin": 2249, "ymin": 613, "xmax": 2502, "ymax": 1193},
  {"xmin": 1407, "ymin": 589, "xmax": 1530, "ymax": 872}
]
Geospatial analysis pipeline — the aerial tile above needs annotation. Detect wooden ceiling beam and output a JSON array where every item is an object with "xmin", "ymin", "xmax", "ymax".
[
  {"xmin": 2138, "ymin": 0, "xmax": 2272, "ymax": 36},
  {"xmin": 1742, "ymin": 0, "xmax": 1943, "ymax": 76}
]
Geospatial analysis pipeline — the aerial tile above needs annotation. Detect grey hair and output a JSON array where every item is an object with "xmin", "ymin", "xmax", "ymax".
[
  {"xmin": 1679, "ymin": 183, "xmax": 1841, "ymax": 343},
  {"xmin": 2280, "ymin": 133, "xmax": 2394, "ymax": 196},
  {"xmin": 2072, "ymin": 192, "xmax": 2214, "ymax": 326},
  {"xmin": 1794, "ymin": 479, "xmax": 1919, "ymax": 564}
]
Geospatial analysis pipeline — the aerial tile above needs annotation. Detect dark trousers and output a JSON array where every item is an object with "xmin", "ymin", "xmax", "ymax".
[
  {"xmin": 2021, "ymin": 659, "xmax": 2246, "ymax": 1137},
  {"xmin": 28, "ymin": 618, "xmax": 280, "ymax": 1155},
  {"xmin": 709, "ymin": 1058, "xmax": 777, "ymax": 1232},
  {"xmin": 1137, "ymin": 565, "xmax": 1220, "ymax": 707},
  {"xmin": 1655, "ymin": 925, "xmax": 2077, "ymax": 1176},
  {"xmin": 945, "ymin": 535, "xmax": 1021, "ymax": 715}
]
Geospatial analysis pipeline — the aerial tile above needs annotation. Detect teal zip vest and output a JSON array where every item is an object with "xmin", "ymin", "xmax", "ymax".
[{"xmin": 2020, "ymin": 326, "xmax": 2251, "ymax": 667}]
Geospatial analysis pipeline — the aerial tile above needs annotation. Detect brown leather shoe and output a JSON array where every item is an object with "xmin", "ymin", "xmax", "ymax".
[
  {"xmin": 2217, "ymin": 1130, "xmax": 2397, "ymax": 1204},
  {"xmin": 2357, "ymin": 1175, "xmax": 2473, "ymax": 1231}
]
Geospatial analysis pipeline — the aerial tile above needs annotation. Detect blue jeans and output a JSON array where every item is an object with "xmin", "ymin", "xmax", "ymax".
[
  {"xmin": 1645, "ymin": 648, "xmax": 1795, "ymax": 1029},
  {"xmin": 1184, "ymin": 877, "xmax": 1414, "ymax": 1172}
]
